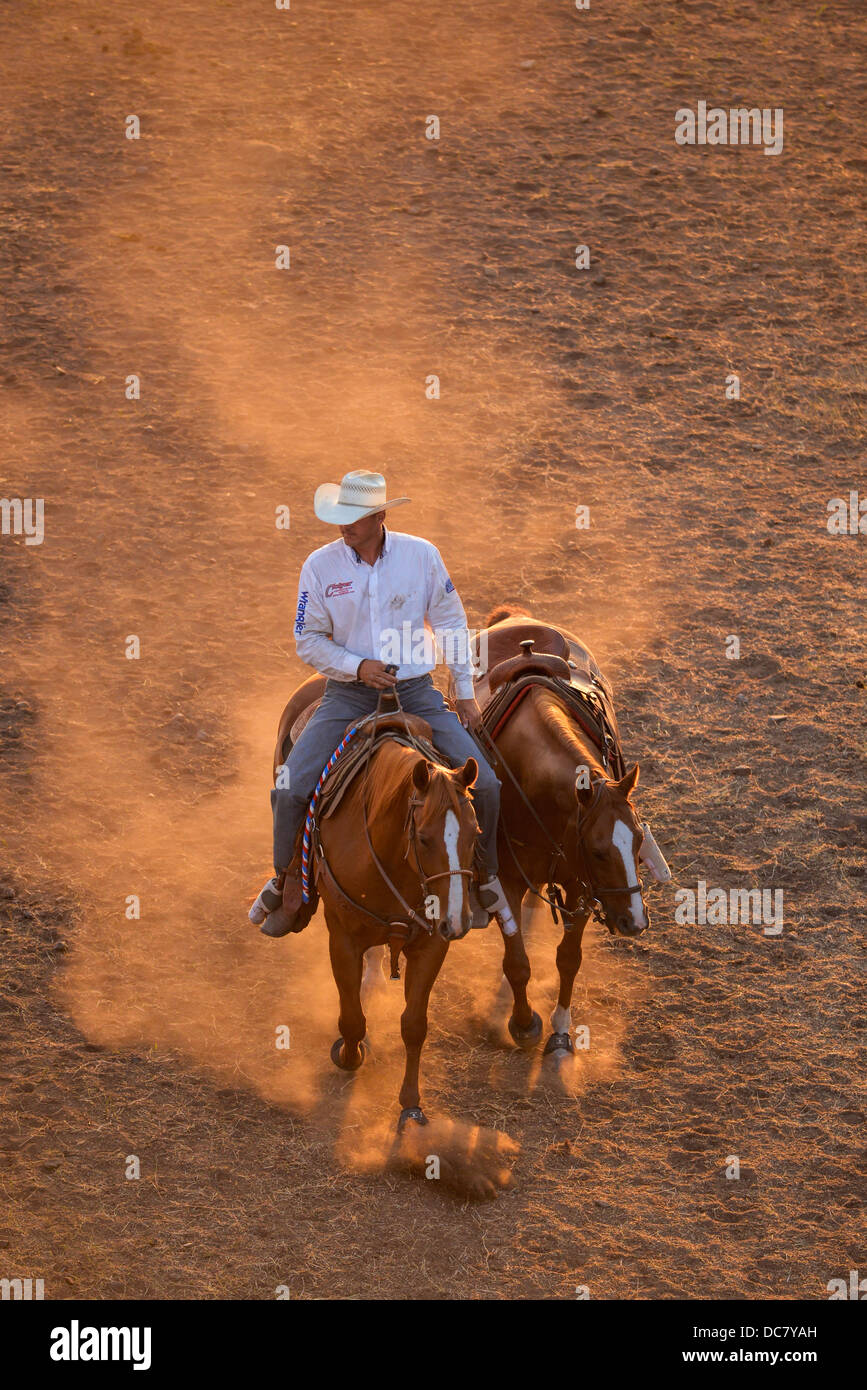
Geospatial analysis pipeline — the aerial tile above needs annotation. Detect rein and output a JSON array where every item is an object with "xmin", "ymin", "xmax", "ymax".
[
  {"xmin": 357, "ymin": 692, "xmax": 432, "ymax": 937},
  {"xmin": 314, "ymin": 686, "xmax": 475, "ymax": 958},
  {"xmin": 473, "ymin": 705, "xmax": 646, "ymax": 933},
  {"xmin": 473, "ymin": 720, "xmax": 578, "ymax": 919}
]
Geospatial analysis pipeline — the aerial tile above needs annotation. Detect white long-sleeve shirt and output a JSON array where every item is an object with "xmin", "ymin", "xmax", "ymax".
[{"xmin": 293, "ymin": 527, "xmax": 476, "ymax": 700}]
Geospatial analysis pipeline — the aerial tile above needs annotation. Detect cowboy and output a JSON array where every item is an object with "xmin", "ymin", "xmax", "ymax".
[{"xmin": 253, "ymin": 469, "xmax": 517, "ymax": 937}]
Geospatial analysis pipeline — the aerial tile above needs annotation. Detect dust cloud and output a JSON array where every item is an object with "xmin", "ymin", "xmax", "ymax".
[{"xmin": 0, "ymin": 1, "xmax": 649, "ymax": 1139}]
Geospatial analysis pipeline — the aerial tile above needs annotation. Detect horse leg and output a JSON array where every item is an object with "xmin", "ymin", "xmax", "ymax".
[
  {"xmin": 361, "ymin": 943, "xmax": 389, "ymax": 1002},
  {"xmin": 498, "ymin": 883, "xmax": 542, "ymax": 1046},
  {"xmin": 328, "ymin": 928, "xmax": 368, "ymax": 1071},
  {"xmin": 397, "ymin": 933, "xmax": 448, "ymax": 1129},
  {"xmin": 544, "ymin": 914, "xmax": 589, "ymax": 1059}
]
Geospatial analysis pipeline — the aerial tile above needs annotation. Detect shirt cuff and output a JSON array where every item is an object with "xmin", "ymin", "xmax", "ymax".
[
  {"xmin": 453, "ymin": 676, "xmax": 475, "ymax": 701},
  {"xmin": 339, "ymin": 651, "xmax": 364, "ymax": 678}
]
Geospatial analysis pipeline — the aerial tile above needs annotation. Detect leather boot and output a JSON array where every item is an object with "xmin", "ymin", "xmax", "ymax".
[{"xmin": 260, "ymin": 857, "xmax": 319, "ymax": 937}]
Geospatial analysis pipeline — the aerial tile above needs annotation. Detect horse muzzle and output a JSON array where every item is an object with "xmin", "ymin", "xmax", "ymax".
[
  {"xmin": 611, "ymin": 909, "xmax": 649, "ymax": 938},
  {"xmin": 438, "ymin": 913, "xmax": 472, "ymax": 942}
]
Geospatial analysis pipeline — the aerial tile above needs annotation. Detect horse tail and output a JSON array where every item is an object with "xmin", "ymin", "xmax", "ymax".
[{"xmin": 484, "ymin": 602, "xmax": 530, "ymax": 627}]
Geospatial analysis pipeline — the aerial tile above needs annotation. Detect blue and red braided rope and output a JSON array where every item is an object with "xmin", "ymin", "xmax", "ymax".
[{"xmin": 301, "ymin": 725, "xmax": 360, "ymax": 902}]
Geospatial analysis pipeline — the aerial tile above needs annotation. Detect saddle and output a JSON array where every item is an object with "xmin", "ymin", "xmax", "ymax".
[
  {"xmin": 488, "ymin": 652, "xmax": 572, "ymax": 690},
  {"xmin": 481, "ymin": 644, "xmax": 626, "ymax": 779},
  {"xmin": 289, "ymin": 699, "xmax": 320, "ymax": 746}
]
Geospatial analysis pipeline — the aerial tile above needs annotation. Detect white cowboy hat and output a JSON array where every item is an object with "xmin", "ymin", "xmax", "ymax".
[{"xmin": 313, "ymin": 470, "xmax": 411, "ymax": 525}]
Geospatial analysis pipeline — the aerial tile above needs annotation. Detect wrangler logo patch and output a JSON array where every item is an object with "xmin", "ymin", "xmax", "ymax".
[
  {"xmin": 444, "ymin": 577, "xmax": 455, "ymax": 593},
  {"xmin": 325, "ymin": 581, "xmax": 354, "ymax": 598},
  {"xmin": 294, "ymin": 590, "xmax": 310, "ymax": 634}
]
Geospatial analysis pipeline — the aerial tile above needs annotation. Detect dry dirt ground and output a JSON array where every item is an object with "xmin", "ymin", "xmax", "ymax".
[{"xmin": 1, "ymin": 0, "xmax": 865, "ymax": 1299}]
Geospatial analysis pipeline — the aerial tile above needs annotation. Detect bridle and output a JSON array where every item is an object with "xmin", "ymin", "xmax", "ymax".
[
  {"xmin": 474, "ymin": 722, "xmax": 650, "ymax": 934},
  {"xmin": 402, "ymin": 790, "xmax": 478, "ymax": 914},
  {"xmin": 568, "ymin": 779, "xmax": 648, "ymax": 930},
  {"xmin": 322, "ymin": 687, "xmax": 477, "ymax": 947}
]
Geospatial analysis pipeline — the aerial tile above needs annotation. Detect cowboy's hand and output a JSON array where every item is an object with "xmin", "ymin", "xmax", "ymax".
[
  {"xmin": 357, "ymin": 659, "xmax": 398, "ymax": 690},
  {"xmin": 456, "ymin": 697, "xmax": 483, "ymax": 731}
]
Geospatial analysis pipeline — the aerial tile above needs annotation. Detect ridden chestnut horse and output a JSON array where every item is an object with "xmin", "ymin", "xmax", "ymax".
[
  {"xmin": 313, "ymin": 710, "xmax": 480, "ymax": 1131},
  {"xmin": 460, "ymin": 605, "xmax": 658, "ymax": 1061}
]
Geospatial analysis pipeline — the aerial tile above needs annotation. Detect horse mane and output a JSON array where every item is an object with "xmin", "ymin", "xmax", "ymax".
[
  {"xmin": 485, "ymin": 602, "xmax": 530, "ymax": 627},
  {"xmin": 532, "ymin": 688, "xmax": 607, "ymax": 774},
  {"xmin": 364, "ymin": 741, "xmax": 462, "ymax": 818}
]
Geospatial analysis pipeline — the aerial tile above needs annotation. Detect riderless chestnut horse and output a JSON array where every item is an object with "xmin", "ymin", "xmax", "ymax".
[
  {"xmin": 272, "ymin": 694, "xmax": 480, "ymax": 1131},
  {"xmin": 454, "ymin": 604, "xmax": 670, "ymax": 1061}
]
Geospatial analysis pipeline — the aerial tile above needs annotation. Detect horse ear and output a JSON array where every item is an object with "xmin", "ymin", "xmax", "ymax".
[
  {"xmin": 618, "ymin": 763, "xmax": 640, "ymax": 798},
  {"xmin": 455, "ymin": 757, "xmax": 478, "ymax": 789},
  {"xmin": 412, "ymin": 758, "xmax": 432, "ymax": 792}
]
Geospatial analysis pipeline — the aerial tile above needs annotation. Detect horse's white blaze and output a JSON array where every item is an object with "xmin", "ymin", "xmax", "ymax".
[
  {"xmin": 612, "ymin": 819, "xmax": 646, "ymax": 928},
  {"xmin": 443, "ymin": 809, "xmax": 463, "ymax": 927},
  {"xmin": 551, "ymin": 1004, "xmax": 572, "ymax": 1034}
]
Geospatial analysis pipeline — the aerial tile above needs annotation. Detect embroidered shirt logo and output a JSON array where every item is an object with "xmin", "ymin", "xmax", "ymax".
[
  {"xmin": 444, "ymin": 577, "xmax": 455, "ymax": 593},
  {"xmin": 294, "ymin": 590, "xmax": 310, "ymax": 634},
  {"xmin": 325, "ymin": 581, "xmax": 355, "ymax": 598}
]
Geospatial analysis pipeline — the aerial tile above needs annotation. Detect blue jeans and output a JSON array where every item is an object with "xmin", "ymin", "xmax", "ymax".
[{"xmin": 271, "ymin": 674, "xmax": 500, "ymax": 876}]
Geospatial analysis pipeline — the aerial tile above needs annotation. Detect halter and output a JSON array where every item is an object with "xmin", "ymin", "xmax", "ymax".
[
  {"xmin": 568, "ymin": 779, "xmax": 647, "ymax": 928},
  {"xmin": 359, "ymin": 688, "xmax": 476, "ymax": 931},
  {"xmin": 403, "ymin": 791, "xmax": 476, "ymax": 910},
  {"xmin": 474, "ymin": 722, "xmax": 649, "ymax": 934}
]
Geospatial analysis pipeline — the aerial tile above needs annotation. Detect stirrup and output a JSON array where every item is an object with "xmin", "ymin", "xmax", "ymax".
[{"xmin": 260, "ymin": 871, "xmax": 313, "ymax": 937}]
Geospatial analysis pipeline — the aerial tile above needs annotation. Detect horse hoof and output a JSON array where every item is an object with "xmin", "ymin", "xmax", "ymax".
[
  {"xmin": 397, "ymin": 1106, "xmax": 428, "ymax": 1133},
  {"xmin": 330, "ymin": 1037, "xmax": 367, "ymax": 1071},
  {"xmin": 508, "ymin": 1011, "xmax": 543, "ymax": 1047},
  {"xmin": 543, "ymin": 1031, "xmax": 575, "ymax": 1058}
]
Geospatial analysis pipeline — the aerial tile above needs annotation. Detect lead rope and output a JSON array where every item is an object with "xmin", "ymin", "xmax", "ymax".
[
  {"xmin": 473, "ymin": 713, "xmax": 643, "ymax": 929},
  {"xmin": 473, "ymin": 721, "xmax": 568, "ymax": 861},
  {"xmin": 472, "ymin": 720, "xmax": 575, "ymax": 919}
]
